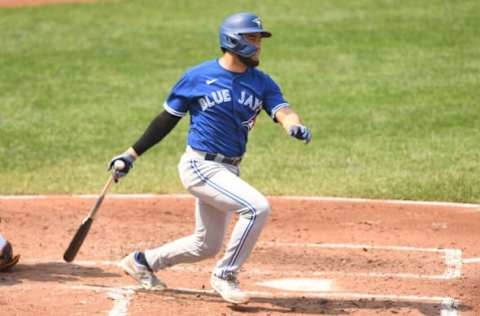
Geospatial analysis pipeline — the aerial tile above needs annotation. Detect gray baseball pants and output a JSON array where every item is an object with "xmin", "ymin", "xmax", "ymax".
[{"xmin": 144, "ymin": 147, "xmax": 271, "ymax": 278}]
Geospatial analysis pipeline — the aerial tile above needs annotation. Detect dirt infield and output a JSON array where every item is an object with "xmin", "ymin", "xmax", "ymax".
[{"xmin": 1, "ymin": 195, "xmax": 479, "ymax": 315}]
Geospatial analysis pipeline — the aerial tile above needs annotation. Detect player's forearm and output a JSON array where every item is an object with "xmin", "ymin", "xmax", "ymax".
[
  {"xmin": 131, "ymin": 110, "xmax": 181, "ymax": 156},
  {"xmin": 275, "ymin": 107, "xmax": 302, "ymax": 132}
]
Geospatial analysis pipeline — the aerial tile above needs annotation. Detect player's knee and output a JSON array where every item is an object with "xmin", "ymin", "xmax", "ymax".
[
  {"xmin": 253, "ymin": 197, "xmax": 271, "ymax": 218},
  {"xmin": 238, "ymin": 197, "xmax": 270, "ymax": 222}
]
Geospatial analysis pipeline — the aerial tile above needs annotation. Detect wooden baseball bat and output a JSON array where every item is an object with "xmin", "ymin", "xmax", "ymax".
[{"xmin": 63, "ymin": 175, "xmax": 115, "ymax": 262}]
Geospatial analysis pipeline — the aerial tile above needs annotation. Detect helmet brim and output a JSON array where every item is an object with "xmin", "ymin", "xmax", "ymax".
[
  {"xmin": 260, "ymin": 31, "xmax": 272, "ymax": 38},
  {"xmin": 237, "ymin": 28, "xmax": 272, "ymax": 38}
]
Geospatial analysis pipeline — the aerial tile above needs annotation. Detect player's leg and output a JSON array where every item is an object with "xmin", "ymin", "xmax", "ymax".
[
  {"xmin": 119, "ymin": 152, "xmax": 270, "ymax": 300},
  {"xmin": 144, "ymin": 199, "xmax": 231, "ymax": 271},
  {"xmin": 120, "ymin": 199, "xmax": 230, "ymax": 289},
  {"xmin": 183, "ymin": 158, "xmax": 271, "ymax": 303},
  {"xmin": 187, "ymin": 162, "xmax": 271, "ymax": 278}
]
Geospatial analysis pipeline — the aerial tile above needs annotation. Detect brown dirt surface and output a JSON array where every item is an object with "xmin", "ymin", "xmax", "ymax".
[{"xmin": 0, "ymin": 194, "xmax": 479, "ymax": 315}]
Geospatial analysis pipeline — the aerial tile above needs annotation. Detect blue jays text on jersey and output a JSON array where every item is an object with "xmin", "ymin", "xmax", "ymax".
[{"xmin": 163, "ymin": 59, "xmax": 289, "ymax": 157}]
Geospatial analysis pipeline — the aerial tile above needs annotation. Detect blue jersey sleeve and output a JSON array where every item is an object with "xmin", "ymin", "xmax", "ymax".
[
  {"xmin": 163, "ymin": 74, "xmax": 194, "ymax": 117},
  {"xmin": 262, "ymin": 74, "xmax": 289, "ymax": 121}
]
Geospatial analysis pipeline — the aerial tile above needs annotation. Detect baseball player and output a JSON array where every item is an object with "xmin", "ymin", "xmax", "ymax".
[
  {"xmin": 0, "ymin": 234, "xmax": 20, "ymax": 272},
  {"xmin": 109, "ymin": 12, "xmax": 311, "ymax": 304}
]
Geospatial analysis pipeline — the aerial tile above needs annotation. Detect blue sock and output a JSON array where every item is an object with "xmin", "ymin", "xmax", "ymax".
[{"xmin": 134, "ymin": 251, "xmax": 152, "ymax": 271}]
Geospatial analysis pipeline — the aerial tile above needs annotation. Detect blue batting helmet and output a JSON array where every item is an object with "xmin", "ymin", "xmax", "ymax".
[{"xmin": 219, "ymin": 12, "xmax": 272, "ymax": 58}]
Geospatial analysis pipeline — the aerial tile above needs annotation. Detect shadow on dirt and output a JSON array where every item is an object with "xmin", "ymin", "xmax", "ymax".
[
  {"xmin": 155, "ymin": 288, "xmax": 471, "ymax": 316},
  {"xmin": 0, "ymin": 262, "xmax": 120, "ymax": 286}
]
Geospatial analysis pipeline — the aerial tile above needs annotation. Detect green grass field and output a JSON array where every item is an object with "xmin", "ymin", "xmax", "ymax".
[{"xmin": 0, "ymin": 0, "xmax": 479, "ymax": 202}]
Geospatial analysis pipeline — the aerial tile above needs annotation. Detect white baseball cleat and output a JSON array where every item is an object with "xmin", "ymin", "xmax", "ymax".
[
  {"xmin": 210, "ymin": 273, "xmax": 250, "ymax": 304},
  {"xmin": 118, "ymin": 252, "xmax": 166, "ymax": 290}
]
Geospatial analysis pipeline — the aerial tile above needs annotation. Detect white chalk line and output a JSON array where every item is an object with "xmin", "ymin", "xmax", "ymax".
[
  {"xmin": 16, "ymin": 258, "xmax": 458, "ymax": 281},
  {"xmin": 442, "ymin": 298, "xmax": 459, "ymax": 316},
  {"xmin": 262, "ymin": 242, "xmax": 463, "ymax": 280},
  {"xmin": 444, "ymin": 249, "xmax": 463, "ymax": 279},
  {"xmin": 17, "ymin": 239, "xmax": 463, "ymax": 316},
  {"xmin": 106, "ymin": 287, "xmax": 135, "ymax": 316},
  {"xmin": 462, "ymin": 257, "xmax": 480, "ymax": 264},
  {"xmin": 69, "ymin": 284, "xmax": 459, "ymax": 316},
  {"xmin": 258, "ymin": 278, "xmax": 334, "ymax": 292},
  {"xmin": 262, "ymin": 241, "xmax": 455, "ymax": 253},
  {"xmin": 13, "ymin": 243, "xmax": 464, "ymax": 316},
  {"xmin": 21, "ymin": 242, "xmax": 463, "ymax": 281},
  {"xmin": 68, "ymin": 285, "xmax": 136, "ymax": 316},
  {"xmin": 0, "ymin": 193, "xmax": 478, "ymax": 209}
]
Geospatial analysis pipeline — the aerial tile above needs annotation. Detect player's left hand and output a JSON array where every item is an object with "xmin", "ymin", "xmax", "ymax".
[
  {"xmin": 108, "ymin": 153, "xmax": 135, "ymax": 182},
  {"xmin": 288, "ymin": 124, "xmax": 311, "ymax": 144}
]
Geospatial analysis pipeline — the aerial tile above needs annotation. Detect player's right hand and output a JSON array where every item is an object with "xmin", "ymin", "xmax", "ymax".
[{"xmin": 108, "ymin": 153, "xmax": 135, "ymax": 181}]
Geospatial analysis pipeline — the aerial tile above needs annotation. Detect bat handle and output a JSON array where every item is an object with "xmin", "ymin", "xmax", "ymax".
[{"xmin": 88, "ymin": 175, "xmax": 115, "ymax": 219}]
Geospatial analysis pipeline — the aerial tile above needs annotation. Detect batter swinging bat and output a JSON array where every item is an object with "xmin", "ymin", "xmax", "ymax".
[{"xmin": 63, "ymin": 161, "xmax": 123, "ymax": 262}]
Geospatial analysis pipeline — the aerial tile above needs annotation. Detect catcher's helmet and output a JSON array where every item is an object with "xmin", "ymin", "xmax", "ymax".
[{"xmin": 219, "ymin": 12, "xmax": 272, "ymax": 58}]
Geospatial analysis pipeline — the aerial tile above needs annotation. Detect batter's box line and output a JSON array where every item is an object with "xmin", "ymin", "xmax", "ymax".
[
  {"xmin": 47, "ymin": 260, "xmax": 457, "ymax": 280},
  {"xmin": 24, "ymin": 242, "xmax": 461, "ymax": 281},
  {"xmin": 259, "ymin": 242, "xmax": 463, "ymax": 280},
  {"xmin": 68, "ymin": 284, "xmax": 460, "ymax": 316}
]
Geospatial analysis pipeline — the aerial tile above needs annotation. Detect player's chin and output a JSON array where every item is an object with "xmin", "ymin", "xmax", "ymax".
[
  {"xmin": 239, "ymin": 55, "xmax": 260, "ymax": 67},
  {"xmin": 249, "ymin": 58, "xmax": 260, "ymax": 67}
]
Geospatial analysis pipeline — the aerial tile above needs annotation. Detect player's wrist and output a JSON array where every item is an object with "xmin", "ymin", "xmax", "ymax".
[{"xmin": 126, "ymin": 148, "xmax": 139, "ymax": 160}]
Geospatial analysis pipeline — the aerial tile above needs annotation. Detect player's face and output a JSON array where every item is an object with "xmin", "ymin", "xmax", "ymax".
[{"xmin": 244, "ymin": 33, "xmax": 263, "ymax": 61}]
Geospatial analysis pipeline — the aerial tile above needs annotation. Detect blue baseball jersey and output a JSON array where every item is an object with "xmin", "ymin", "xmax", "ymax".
[{"xmin": 164, "ymin": 59, "xmax": 289, "ymax": 157}]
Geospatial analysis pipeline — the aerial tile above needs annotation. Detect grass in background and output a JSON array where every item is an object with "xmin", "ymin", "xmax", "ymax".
[{"xmin": 0, "ymin": 0, "xmax": 479, "ymax": 202}]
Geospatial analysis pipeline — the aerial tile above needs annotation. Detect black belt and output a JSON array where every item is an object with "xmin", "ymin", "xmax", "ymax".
[{"xmin": 204, "ymin": 153, "xmax": 242, "ymax": 166}]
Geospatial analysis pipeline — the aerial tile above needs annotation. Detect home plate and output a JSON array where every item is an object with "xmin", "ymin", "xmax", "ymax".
[{"xmin": 257, "ymin": 279, "xmax": 334, "ymax": 292}]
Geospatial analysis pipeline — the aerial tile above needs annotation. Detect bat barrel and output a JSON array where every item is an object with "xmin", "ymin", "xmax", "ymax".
[
  {"xmin": 63, "ymin": 176, "xmax": 114, "ymax": 263},
  {"xmin": 63, "ymin": 217, "xmax": 93, "ymax": 262}
]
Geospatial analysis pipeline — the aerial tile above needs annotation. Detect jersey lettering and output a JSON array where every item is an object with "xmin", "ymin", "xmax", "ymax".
[
  {"xmin": 164, "ymin": 60, "xmax": 288, "ymax": 157},
  {"xmin": 199, "ymin": 89, "xmax": 231, "ymax": 111},
  {"xmin": 238, "ymin": 90, "xmax": 263, "ymax": 112}
]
